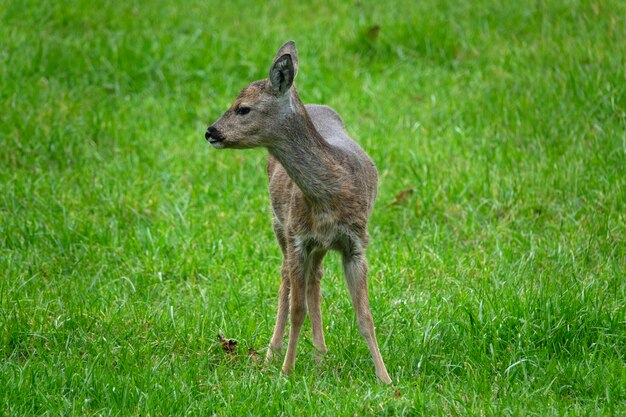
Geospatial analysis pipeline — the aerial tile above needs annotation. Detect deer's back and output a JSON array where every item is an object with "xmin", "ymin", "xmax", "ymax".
[{"xmin": 305, "ymin": 105, "xmax": 369, "ymax": 161}]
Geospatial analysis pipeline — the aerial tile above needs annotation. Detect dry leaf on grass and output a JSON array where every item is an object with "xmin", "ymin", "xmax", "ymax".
[
  {"xmin": 366, "ymin": 25, "xmax": 381, "ymax": 41},
  {"xmin": 248, "ymin": 348, "xmax": 262, "ymax": 364},
  {"xmin": 217, "ymin": 334, "xmax": 238, "ymax": 354},
  {"xmin": 388, "ymin": 187, "xmax": 415, "ymax": 206}
]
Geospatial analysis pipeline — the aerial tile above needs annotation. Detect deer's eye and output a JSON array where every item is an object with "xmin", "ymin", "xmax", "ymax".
[{"xmin": 236, "ymin": 106, "xmax": 251, "ymax": 116}]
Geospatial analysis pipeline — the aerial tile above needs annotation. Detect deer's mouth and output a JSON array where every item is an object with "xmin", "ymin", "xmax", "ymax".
[{"xmin": 209, "ymin": 139, "xmax": 226, "ymax": 149}]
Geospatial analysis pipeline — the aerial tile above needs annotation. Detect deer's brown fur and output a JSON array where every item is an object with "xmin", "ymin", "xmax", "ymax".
[{"xmin": 205, "ymin": 41, "xmax": 391, "ymax": 384}]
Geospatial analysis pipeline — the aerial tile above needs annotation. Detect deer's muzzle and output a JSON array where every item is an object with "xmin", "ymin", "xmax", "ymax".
[{"xmin": 205, "ymin": 125, "xmax": 225, "ymax": 145}]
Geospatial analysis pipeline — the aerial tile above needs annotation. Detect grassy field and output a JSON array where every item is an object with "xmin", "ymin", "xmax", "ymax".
[{"xmin": 1, "ymin": 0, "xmax": 625, "ymax": 415}]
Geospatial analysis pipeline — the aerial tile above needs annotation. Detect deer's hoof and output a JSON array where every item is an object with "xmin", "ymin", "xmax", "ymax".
[
  {"xmin": 378, "ymin": 371, "xmax": 392, "ymax": 384},
  {"xmin": 314, "ymin": 348, "xmax": 327, "ymax": 365},
  {"xmin": 265, "ymin": 346, "xmax": 282, "ymax": 364}
]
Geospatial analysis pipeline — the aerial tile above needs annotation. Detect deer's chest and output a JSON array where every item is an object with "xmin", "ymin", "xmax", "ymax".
[
  {"xmin": 272, "ymin": 195, "xmax": 343, "ymax": 248},
  {"xmin": 304, "ymin": 209, "xmax": 340, "ymax": 247},
  {"xmin": 291, "ymin": 203, "xmax": 359, "ymax": 256},
  {"xmin": 268, "ymin": 170, "xmax": 355, "ymax": 252}
]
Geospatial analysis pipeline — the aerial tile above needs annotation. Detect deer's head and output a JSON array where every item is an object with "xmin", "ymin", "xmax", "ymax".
[{"xmin": 205, "ymin": 41, "xmax": 299, "ymax": 149}]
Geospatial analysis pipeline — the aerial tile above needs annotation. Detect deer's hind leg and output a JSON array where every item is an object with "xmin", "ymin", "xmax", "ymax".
[{"xmin": 342, "ymin": 249, "xmax": 392, "ymax": 384}]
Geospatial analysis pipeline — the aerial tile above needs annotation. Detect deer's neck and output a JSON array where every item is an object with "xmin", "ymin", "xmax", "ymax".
[{"xmin": 267, "ymin": 110, "xmax": 341, "ymax": 206}]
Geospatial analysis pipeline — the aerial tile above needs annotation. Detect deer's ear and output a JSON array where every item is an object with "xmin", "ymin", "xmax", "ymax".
[{"xmin": 269, "ymin": 41, "xmax": 298, "ymax": 94}]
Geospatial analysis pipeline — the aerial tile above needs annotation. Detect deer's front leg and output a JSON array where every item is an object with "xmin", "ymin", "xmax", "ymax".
[
  {"xmin": 281, "ymin": 241, "xmax": 307, "ymax": 376},
  {"xmin": 306, "ymin": 249, "xmax": 327, "ymax": 362},
  {"xmin": 266, "ymin": 263, "xmax": 290, "ymax": 363}
]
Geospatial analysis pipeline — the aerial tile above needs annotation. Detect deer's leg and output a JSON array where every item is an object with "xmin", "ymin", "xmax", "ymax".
[
  {"xmin": 306, "ymin": 249, "xmax": 327, "ymax": 362},
  {"xmin": 343, "ymin": 252, "xmax": 392, "ymax": 384},
  {"xmin": 266, "ymin": 262, "xmax": 290, "ymax": 363},
  {"xmin": 281, "ymin": 241, "xmax": 307, "ymax": 376},
  {"xmin": 266, "ymin": 223, "xmax": 290, "ymax": 363}
]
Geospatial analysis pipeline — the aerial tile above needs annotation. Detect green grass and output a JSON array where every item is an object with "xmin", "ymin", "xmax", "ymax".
[{"xmin": 1, "ymin": 0, "xmax": 625, "ymax": 415}]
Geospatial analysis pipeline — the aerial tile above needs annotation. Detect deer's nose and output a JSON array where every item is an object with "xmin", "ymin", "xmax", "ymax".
[
  {"xmin": 205, "ymin": 125, "xmax": 225, "ymax": 143},
  {"xmin": 205, "ymin": 126, "xmax": 216, "ymax": 141}
]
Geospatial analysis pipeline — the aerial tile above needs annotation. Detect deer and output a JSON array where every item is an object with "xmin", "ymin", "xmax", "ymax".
[{"xmin": 205, "ymin": 41, "xmax": 392, "ymax": 384}]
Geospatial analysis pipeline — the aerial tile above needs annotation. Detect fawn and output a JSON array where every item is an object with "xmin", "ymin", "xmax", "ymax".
[{"xmin": 205, "ymin": 41, "xmax": 391, "ymax": 384}]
